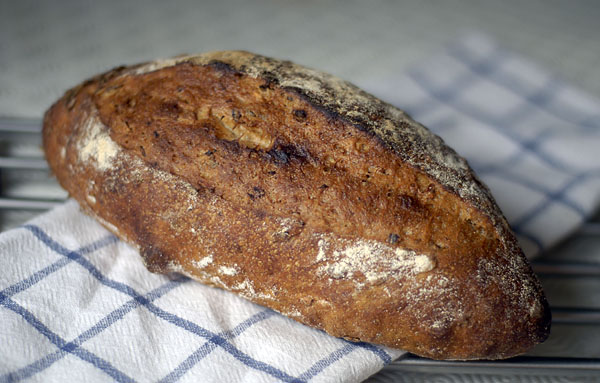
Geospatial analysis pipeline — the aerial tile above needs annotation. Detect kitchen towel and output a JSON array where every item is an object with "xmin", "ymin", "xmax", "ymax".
[{"xmin": 1, "ymin": 34, "xmax": 600, "ymax": 382}]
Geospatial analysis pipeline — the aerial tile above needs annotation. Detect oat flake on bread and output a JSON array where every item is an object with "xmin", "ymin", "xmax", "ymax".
[{"xmin": 42, "ymin": 50, "xmax": 551, "ymax": 360}]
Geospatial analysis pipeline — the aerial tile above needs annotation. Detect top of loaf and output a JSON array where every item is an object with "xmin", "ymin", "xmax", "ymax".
[{"xmin": 127, "ymin": 51, "xmax": 503, "ymax": 231}]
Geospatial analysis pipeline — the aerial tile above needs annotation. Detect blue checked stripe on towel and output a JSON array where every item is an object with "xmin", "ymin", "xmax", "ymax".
[{"xmin": 1, "ymin": 34, "xmax": 599, "ymax": 382}]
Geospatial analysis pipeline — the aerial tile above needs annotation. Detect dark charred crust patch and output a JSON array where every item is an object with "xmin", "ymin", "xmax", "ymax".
[
  {"xmin": 284, "ymin": 86, "xmax": 341, "ymax": 121},
  {"xmin": 231, "ymin": 109, "xmax": 242, "ymax": 121},
  {"xmin": 248, "ymin": 186, "xmax": 265, "ymax": 200},
  {"xmin": 259, "ymin": 71, "xmax": 281, "ymax": 87},
  {"xmin": 217, "ymin": 135, "xmax": 245, "ymax": 155},
  {"xmin": 399, "ymin": 194, "xmax": 417, "ymax": 210},
  {"xmin": 159, "ymin": 102, "xmax": 181, "ymax": 118},
  {"xmin": 259, "ymin": 80, "xmax": 276, "ymax": 91},
  {"xmin": 282, "ymin": 144, "xmax": 310, "ymax": 163},
  {"xmin": 141, "ymin": 246, "xmax": 170, "ymax": 273},
  {"xmin": 283, "ymin": 85, "xmax": 376, "ymax": 138},
  {"xmin": 206, "ymin": 60, "xmax": 239, "ymax": 74},
  {"xmin": 266, "ymin": 147, "xmax": 290, "ymax": 164},
  {"xmin": 266, "ymin": 144, "xmax": 312, "ymax": 166},
  {"xmin": 293, "ymin": 109, "xmax": 307, "ymax": 121}
]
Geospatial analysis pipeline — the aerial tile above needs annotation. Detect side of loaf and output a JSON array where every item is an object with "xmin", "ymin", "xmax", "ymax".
[{"xmin": 42, "ymin": 51, "xmax": 550, "ymax": 360}]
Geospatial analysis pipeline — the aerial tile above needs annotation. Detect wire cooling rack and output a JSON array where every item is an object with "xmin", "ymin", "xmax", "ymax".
[{"xmin": 1, "ymin": 119, "xmax": 599, "ymax": 382}]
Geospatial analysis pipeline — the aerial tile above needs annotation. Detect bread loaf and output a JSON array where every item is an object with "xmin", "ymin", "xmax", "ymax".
[{"xmin": 42, "ymin": 51, "xmax": 550, "ymax": 360}]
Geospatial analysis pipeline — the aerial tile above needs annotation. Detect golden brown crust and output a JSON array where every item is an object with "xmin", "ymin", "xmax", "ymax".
[{"xmin": 43, "ymin": 51, "xmax": 550, "ymax": 360}]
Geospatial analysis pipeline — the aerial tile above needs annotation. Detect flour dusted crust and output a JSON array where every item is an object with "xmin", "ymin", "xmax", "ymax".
[{"xmin": 43, "ymin": 51, "xmax": 550, "ymax": 360}]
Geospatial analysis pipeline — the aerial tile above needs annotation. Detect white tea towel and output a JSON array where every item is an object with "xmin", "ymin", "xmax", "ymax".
[{"xmin": 1, "ymin": 34, "xmax": 600, "ymax": 382}]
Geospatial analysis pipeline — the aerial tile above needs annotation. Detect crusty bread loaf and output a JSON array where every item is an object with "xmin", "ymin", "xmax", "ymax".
[{"xmin": 42, "ymin": 51, "xmax": 550, "ymax": 360}]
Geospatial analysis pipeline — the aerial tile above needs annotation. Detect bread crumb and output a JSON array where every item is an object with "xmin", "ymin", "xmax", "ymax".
[
  {"xmin": 219, "ymin": 265, "xmax": 238, "ymax": 276},
  {"xmin": 209, "ymin": 275, "xmax": 227, "ymax": 288},
  {"xmin": 280, "ymin": 308, "xmax": 302, "ymax": 318},
  {"xmin": 316, "ymin": 238, "xmax": 328, "ymax": 262},
  {"xmin": 413, "ymin": 254, "xmax": 435, "ymax": 273},
  {"xmin": 233, "ymin": 278, "xmax": 256, "ymax": 296},
  {"xmin": 275, "ymin": 217, "xmax": 293, "ymax": 236},
  {"xmin": 193, "ymin": 254, "xmax": 213, "ymax": 268}
]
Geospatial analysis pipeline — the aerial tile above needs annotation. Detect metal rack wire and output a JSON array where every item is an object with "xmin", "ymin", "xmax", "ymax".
[{"xmin": 1, "ymin": 119, "xmax": 599, "ymax": 382}]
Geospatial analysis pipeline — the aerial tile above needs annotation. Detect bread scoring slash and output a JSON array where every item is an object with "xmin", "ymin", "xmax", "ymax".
[{"xmin": 43, "ymin": 51, "xmax": 551, "ymax": 360}]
